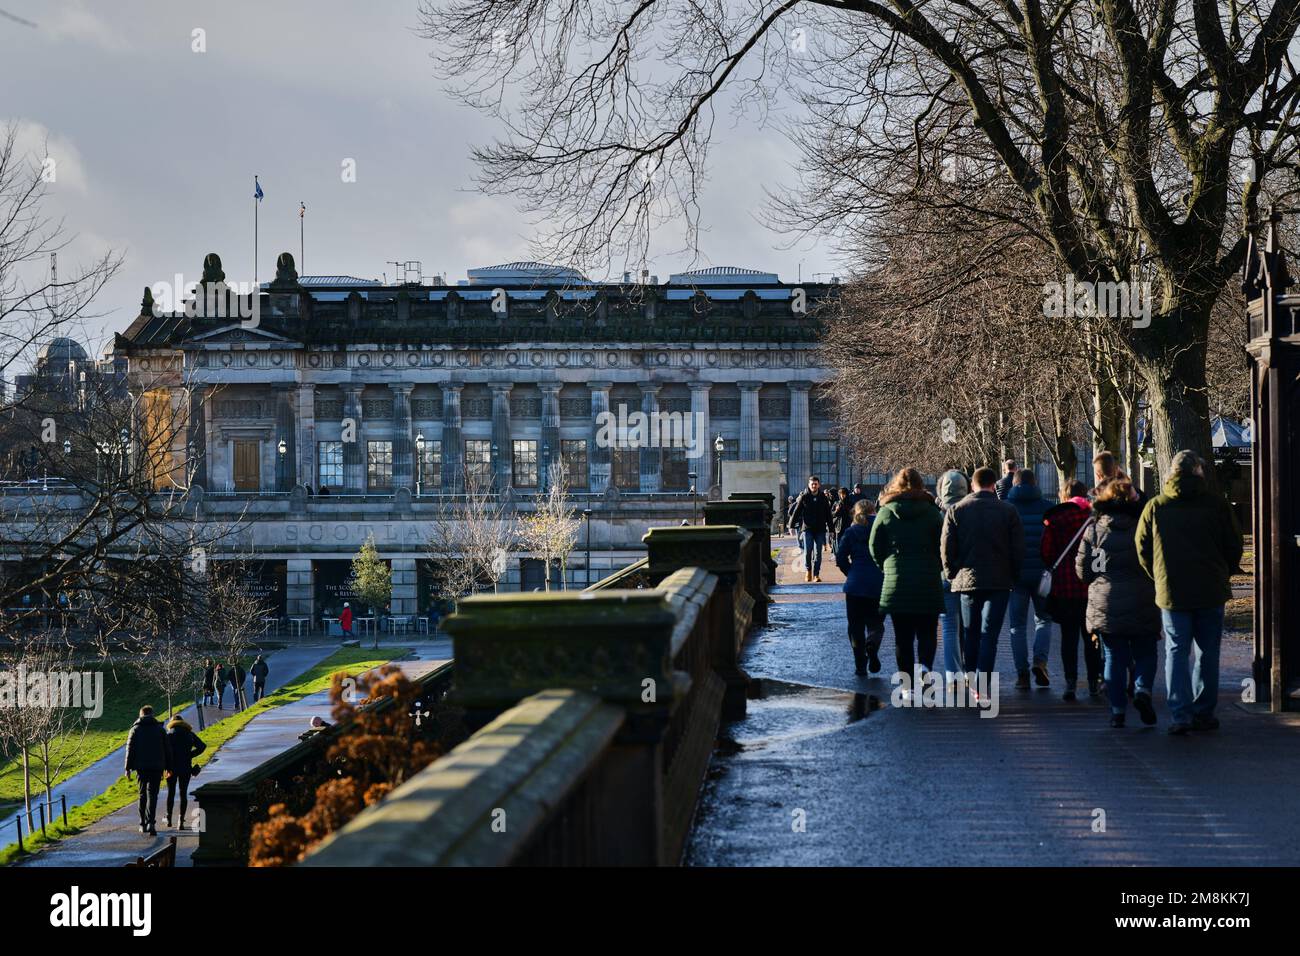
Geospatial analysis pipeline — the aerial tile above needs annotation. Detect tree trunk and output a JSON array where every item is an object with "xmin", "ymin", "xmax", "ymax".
[{"xmin": 1134, "ymin": 342, "xmax": 1216, "ymax": 492}]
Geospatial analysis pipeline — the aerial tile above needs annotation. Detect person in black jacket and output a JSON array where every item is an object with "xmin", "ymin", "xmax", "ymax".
[
  {"xmin": 789, "ymin": 475, "xmax": 835, "ymax": 582},
  {"xmin": 124, "ymin": 705, "xmax": 170, "ymax": 835},
  {"xmin": 251, "ymin": 654, "xmax": 270, "ymax": 702},
  {"xmin": 200, "ymin": 658, "xmax": 216, "ymax": 707},
  {"xmin": 164, "ymin": 715, "xmax": 207, "ymax": 829},
  {"xmin": 831, "ymin": 486, "xmax": 854, "ymax": 546},
  {"xmin": 229, "ymin": 661, "xmax": 248, "ymax": 710}
]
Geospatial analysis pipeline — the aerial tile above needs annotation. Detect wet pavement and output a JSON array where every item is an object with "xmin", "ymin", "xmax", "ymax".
[
  {"xmin": 17, "ymin": 640, "xmax": 452, "ymax": 867},
  {"xmin": 685, "ymin": 540, "xmax": 1300, "ymax": 866}
]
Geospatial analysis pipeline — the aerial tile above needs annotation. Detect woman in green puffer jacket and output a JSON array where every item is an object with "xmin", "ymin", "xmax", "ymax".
[{"xmin": 869, "ymin": 468, "xmax": 945, "ymax": 686}]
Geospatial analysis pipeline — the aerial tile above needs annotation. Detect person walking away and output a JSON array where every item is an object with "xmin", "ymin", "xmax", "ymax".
[
  {"xmin": 790, "ymin": 475, "xmax": 835, "ymax": 582},
  {"xmin": 124, "ymin": 705, "xmax": 170, "ymax": 836},
  {"xmin": 164, "ymin": 714, "xmax": 207, "ymax": 828},
  {"xmin": 201, "ymin": 658, "xmax": 216, "ymax": 707},
  {"xmin": 836, "ymin": 499, "xmax": 886, "ymax": 674},
  {"xmin": 1006, "ymin": 469, "xmax": 1054, "ymax": 689},
  {"xmin": 251, "ymin": 654, "xmax": 270, "ymax": 702},
  {"xmin": 1078, "ymin": 479, "xmax": 1161, "ymax": 728},
  {"xmin": 214, "ymin": 662, "xmax": 226, "ymax": 710},
  {"xmin": 341, "ymin": 602, "xmax": 354, "ymax": 639},
  {"xmin": 935, "ymin": 470, "xmax": 969, "ymax": 683},
  {"xmin": 1136, "ymin": 450, "xmax": 1242, "ymax": 735},
  {"xmin": 941, "ymin": 466, "xmax": 1023, "ymax": 697},
  {"xmin": 1042, "ymin": 480, "xmax": 1098, "ymax": 701},
  {"xmin": 994, "ymin": 459, "xmax": 1018, "ymax": 499},
  {"xmin": 832, "ymin": 486, "xmax": 854, "ymax": 547},
  {"xmin": 869, "ymin": 468, "xmax": 944, "ymax": 698},
  {"xmin": 229, "ymin": 661, "xmax": 248, "ymax": 710},
  {"xmin": 784, "ymin": 495, "xmax": 796, "ymax": 535}
]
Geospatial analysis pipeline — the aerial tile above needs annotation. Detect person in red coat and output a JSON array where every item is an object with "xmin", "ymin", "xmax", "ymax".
[
  {"xmin": 1041, "ymin": 480, "xmax": 1097, "ymax": 701},
  {"xmin": 340, "ymin": 602, "xmax": 354, "ymax": 638}
]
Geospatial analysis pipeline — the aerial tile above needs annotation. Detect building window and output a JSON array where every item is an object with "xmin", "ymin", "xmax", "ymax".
[
  {"xmin": 721, "ymin": 439, "xmax": 740, "ymax": 461},
  {"xmin": 612, "ymin": 445, "xmax": 640, "ymax": 491},
  {"xmin": 662, "ymin": 448, "xmax": 689, "ymax": 491},
  {"xmin": 465, "ymin": 439, "xmax": 492, "ymax": 488},
  {"xmin": 317, "ymin": 441, "xmax": 343, "ymax": 491},
  {"xmin": 367, "ymin": 441, "xmax": 393, "ymax": 491},
  {"xmin": 512, "ymin": 440, "xmax": 538, "ymax": 489},
  {"xmin": 762, "ymin": 439, "xmax": 788, "ymax": 464},
  {"xmin": 812, "ymin": 440, "xmax": 837, "ymax": 481},
  {"xmin": 560, "ymin": 439, "xmax": 588, "ymax": 489},
  {"xmin": 418, "ymin": 440, "xmax": 441, "ymax": 491}
]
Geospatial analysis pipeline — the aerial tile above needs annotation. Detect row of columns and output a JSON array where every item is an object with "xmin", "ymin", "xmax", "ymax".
[{"xmin": 213, "ymin": 378, "xmax": 819, "ymax": 495}]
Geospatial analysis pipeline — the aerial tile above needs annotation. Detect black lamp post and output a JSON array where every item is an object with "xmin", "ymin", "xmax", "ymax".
[
  {"xmin": 277, "ymin": 438, "xmax": 287, "ymax": 491},
  {"xmin": 688, "ymin": 471, "xmax": 698, "ymax": 524},
  {"xmin": 714, "ymin": 434, "xmax": 725, "ymax": 494},
  {"xmin": 415, "ymin": 433, "xmax": 425, "ymax": 496},
  {"xmin": 582, "ymin": 508, "xmax": 593, "ymax": 587}
]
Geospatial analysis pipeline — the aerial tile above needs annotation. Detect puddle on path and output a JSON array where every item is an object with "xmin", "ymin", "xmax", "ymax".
[{"xmin": 712, "ymin": 678, "xmax": 883, "ymax": 757}]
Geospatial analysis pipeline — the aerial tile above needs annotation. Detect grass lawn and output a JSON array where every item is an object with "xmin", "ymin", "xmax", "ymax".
[{"xmin": 0, "ymin": 647, "xmax": 405, "ymax": 865}]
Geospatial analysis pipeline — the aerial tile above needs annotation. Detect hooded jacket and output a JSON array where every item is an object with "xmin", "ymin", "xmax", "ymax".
[
  {"xmin": 165, "ymin": 716, "xmax": 207, "ymax": 775},
  {"xmin": 125, "ymin": 714, "xmax": 170, "ymax": 775},
  {"xmin": 1135, "ymin": 472, "xmax": 1242, "ymax": 610},
  {"xmin": 835, "ymin": 517, "xmax": 885, "ymax": 599},
  {"xmin": 868, "ymin": 489, "xmax": 944, "ymax": 615},
  {"xmin": 936, "ymin": 470, "xmax": 969, "ymax": 510},
  {"xmin": 1006, "ymin": 482, "xmax": 1052, "ymax": 587},
  {"xmin": 941, "ymin": 489, "xmax": 1024, "ymax": 591},
  {"xmin": 1077, "ymin": 496, "xmax": 1162, "ymax": 636}
]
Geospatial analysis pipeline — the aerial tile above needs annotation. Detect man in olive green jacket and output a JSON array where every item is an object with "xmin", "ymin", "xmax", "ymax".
[{"xmin": 1135, "ymin": 450, "xmax": 1242, "ymax": 735}]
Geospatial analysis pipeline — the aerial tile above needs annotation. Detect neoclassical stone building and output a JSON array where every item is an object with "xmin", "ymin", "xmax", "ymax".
[{"xmin": 114, "ymin": 253, "xmax": 848, "ymax": 623}]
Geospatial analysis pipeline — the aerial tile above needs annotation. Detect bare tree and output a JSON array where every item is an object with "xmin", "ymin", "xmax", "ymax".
[
  {"xmin": 188, "ymin": 562, "xmax": 273, "ymax": 711},
  {"xmin": 420, "ymin": 0, "xmax": 1300, "ymax": 479},
  {"xmin": 427, "ymin": 470, "xmax": 517, "ymax": 606},
  {"xmin": 517, "ymin": 462, "xmax": 581, "ymax": 590}
]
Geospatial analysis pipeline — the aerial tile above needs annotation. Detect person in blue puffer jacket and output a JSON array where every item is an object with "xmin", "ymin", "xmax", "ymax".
[
  {"xmin": 836, "ymin": 499, "xmax": 886, "ymax": 675},
  {"xmin": 1006, "ymin": 468, "xmax": 1054, "ymax": 689}
]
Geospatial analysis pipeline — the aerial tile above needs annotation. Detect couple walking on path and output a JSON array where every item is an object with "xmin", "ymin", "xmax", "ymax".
[
  {"xmin": 123, "ymin": 706, "xmax": 208, "ymax": 836},
  {"xmin": 828, "ymin": 449, "xmax": 1241, "ymax": 732}
]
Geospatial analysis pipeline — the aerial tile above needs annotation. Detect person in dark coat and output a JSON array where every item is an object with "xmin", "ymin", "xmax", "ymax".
[
  {"xmin": 1136, "ymin": 450, "xmax": 1243, "ymax": 734},
  {"xmin": 164, "ymin": 715, "xmax": 207, "ymax": 828},
  {"xmin": 1078, "ymin": 479, "xmax": 1161, "ymax": 728},
  {"xmin": 941, "ymin": 467, "xmax": 1024, "ymax": 691},
  {"xmin": 213, "ymin": 662, "xmax": 226, "ymax": 709},
  {"xmin": 993, "ymin": 459, "xmax": 1018, "ymax": 499},
  {"xmin": 935, "ymin": 470, "xmax": 969, "ymax": 681},
  {"xmin": 869, "ymin": 468, "xmax": 944, "ymax": 695},
  {"xmin": 1006, "ymin": 469, "xmax": 1054, "ymax": 689},
  {"xmin": 836, "ymin": 500, "xmax": 886, "ymax": 675},
  {"xmin": 789, "ymin": 475, "xmax": 835, "ymax": 582},
  {"xmin": 229, "ymin": 661, "xmax": 248, "ymax": 710},
  {"xmin": 124, "ymin": 705, "xmax": 170, "ymax": 835},
  {"xmin": 1042, "ymin": 479, "xmax": 1098, "ymax": 701},
  {"xmin": 831, "ymin": 486, "xmax": 854, "ymax": 545},
  {"xmin": 201, "ymin": 658, "xmax": 216, "ymax": 707},
  {"xmin": 251, "ymin": 654, "xmax": 270, "ymax": 702}
]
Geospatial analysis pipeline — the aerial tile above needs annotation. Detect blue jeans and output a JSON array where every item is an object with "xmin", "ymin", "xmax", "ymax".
[
  {"xmin": 941, "ymin": 579, "xmax": 963, "ymax": 676},
  {"xmin": 1007, "ymin": 584, "xmax": 1052, "ymax": 673},
  {"xmin": 800, "ymin": 530, "xmax": 826, "ymax": 575},
  {"xmin": 960, "ymin": 589, "xmax": 1011, "ymax": 677},
  {"xmin": 1101, "ymin": 634, "xmax": 1157, "ymax": 715},
  {"xmin": 1161, "ymin": 606, "xmax": 1225, "ymax": 725}
]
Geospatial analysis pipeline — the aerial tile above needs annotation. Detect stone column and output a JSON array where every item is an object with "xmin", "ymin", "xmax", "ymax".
[
  {"xmin": 689, "ymin": 382, "xmax": 711, "ymax": 491},
  {"xmin": 390, "ymin": 557, "xmax": 418, "ymax": 616},
  {"xmin": 738, "ymin": 381, "xmax": 762, "ymax": 461},
  {"xmin": 638, "ymin": 382, "xmax": 661, "ymax": 493},
  {"xmin": 490, "ymin": 382, "xmax": 513, "ymax": 493},
  {"xmin": 391, "ymin": 383, "xmax": 414, "ymax": 491},
  {"xmin": 788, "ymin": 381, "xmax": 811, "ymax": 491},
  {"xmin": 286, "ymin": 558, "xmax": 314, "ymax": 622},
  {"xmin": 540, "ymin": 382, "xmax": 562, "ymax": 490},
  {"xmin": 588, "ymin": 381, "xmax": 612, "ymax": 493},
  {"xmin": 441, "ymin": 383, "xmax": 464, "ymax": 493},
  {"xmin": 297, "ymin": 383, "xmax": 315, "ymax": 489},
  {"xmin": 342, "ymin": 385, "xmax": 365, "ymax": 494},
  {"xmin": 273, "ymin": 384, "xmax": 297, "ymax": 492},
  {"xmin": 188, "ymin": 384, "xmax": 209, "ymax": 491}
]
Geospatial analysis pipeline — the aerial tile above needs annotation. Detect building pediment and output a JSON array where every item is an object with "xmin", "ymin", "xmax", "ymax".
[{"xmin": 183, "ymin": 324, "xmax": 302, "ymax": 348}]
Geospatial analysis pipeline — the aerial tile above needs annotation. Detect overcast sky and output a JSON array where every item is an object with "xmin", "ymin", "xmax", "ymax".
[{"xmin": 1, "ymin": 0, "xmax": 838, "ymax": 358}]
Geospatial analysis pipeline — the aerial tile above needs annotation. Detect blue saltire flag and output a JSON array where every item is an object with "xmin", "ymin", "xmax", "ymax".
[{"xmin": 254, "ymin": 177, "xmax": 264, "ymax": 201}]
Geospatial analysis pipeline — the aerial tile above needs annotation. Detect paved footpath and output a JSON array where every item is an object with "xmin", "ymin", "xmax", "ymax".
[
  {"xmin": 686, "ymin": 537, "xmax": 1300, "ymax": 866},
  {"xmin": 1, "ymin": 645, "xmax": 336, "ymax": 842},
  {"xmin": 18, "ymin": 640, "xmax": 452, "ymax": 867}
]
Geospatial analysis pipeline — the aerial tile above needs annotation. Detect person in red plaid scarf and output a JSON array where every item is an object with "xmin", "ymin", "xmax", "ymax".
[{"xmin": 1041, "ymin": 479, "xmax": 1098, "ymax": 701}]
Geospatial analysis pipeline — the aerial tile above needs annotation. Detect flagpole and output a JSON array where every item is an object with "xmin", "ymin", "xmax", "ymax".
[
  {"xmin": 254, "ymin": 175, "xmax": 259, "ymax": 285},
  {"xmin": 299, "ymin": 202, "xmax": 305, "ymax": 274}
]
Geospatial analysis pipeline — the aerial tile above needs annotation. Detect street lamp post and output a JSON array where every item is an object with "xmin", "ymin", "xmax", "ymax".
[
  {"xmin": 277, "ymin": 438, "xmax": 287, "ymax": 492},
  {"xmin": 415, "ymin": 433, "xmax": 425, "ymax": 497},
  {"xmin": 582, "ymin": 508, "xmax": 593, "ymax": 587},
  {"xmin": 714, "ymin": 434, "xmax": 725, "ymax": 496},
  {"xmin": 687, "ymin": 471, "xmax": 698, "ymax": 524}
]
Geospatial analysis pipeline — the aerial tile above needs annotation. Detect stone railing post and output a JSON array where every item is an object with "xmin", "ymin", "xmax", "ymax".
[
  {"xmin": 441, "ymin": 590, "xmax": 680, "ymax": 864},
  {"xmin": 643, "ymin": 525, "xmax": 753, "ymax": 718},
  {"xmin": 703, "ymin": 499, "xmax": 772, "ymax": 625},
  {"xmin": 725, "ymin": 492, "xmax": 778, "ymax": 603}
]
